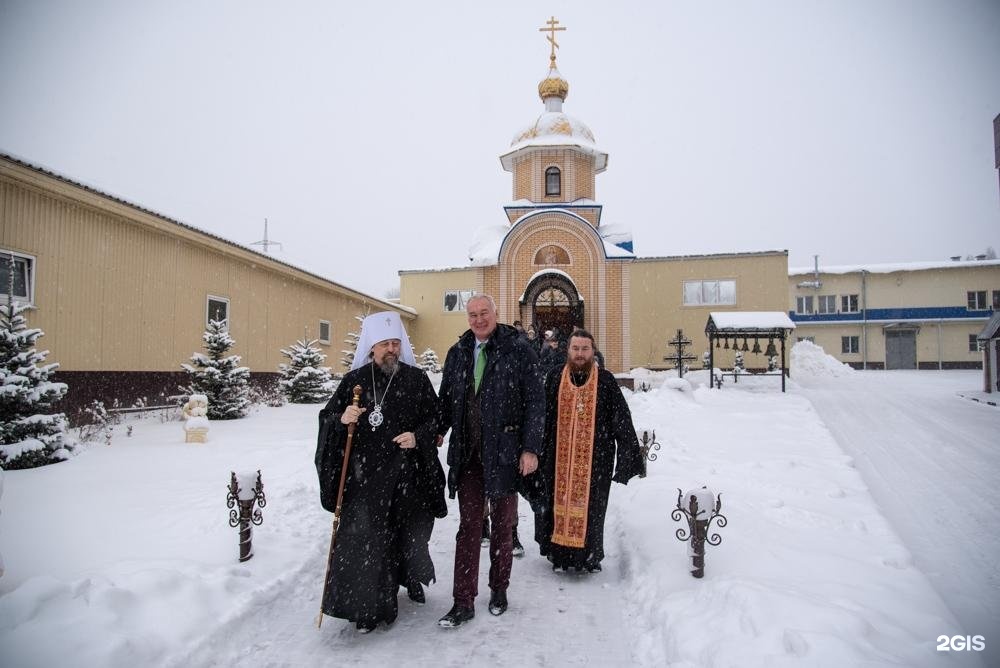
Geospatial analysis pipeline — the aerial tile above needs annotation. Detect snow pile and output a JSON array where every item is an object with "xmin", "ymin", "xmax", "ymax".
[{"xmin": 791, "ymin": 340, "xmax": 855, "ymax": 379}]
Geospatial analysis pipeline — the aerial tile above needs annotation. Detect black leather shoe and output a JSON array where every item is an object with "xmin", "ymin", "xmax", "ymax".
[
  {"xmin": 356, "ymin": 620, "xmax": 377, "ymax": 633},
  {"xmin": 407, "ymin": 582, "xmax": 425, "ymax": 605},
  {"xmin": 488, "ymin": 589, "xmax": 508, "ymax": 616},
  {"xmin": 438, "ymin": 604, "xmax": 475, "ymax": 628}
]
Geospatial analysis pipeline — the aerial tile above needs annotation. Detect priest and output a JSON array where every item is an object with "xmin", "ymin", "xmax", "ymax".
[
  {"xmin": 316, "ymin": 311, "xmax": 446, "ymax": 632},
  {"xmin": 536, "ymin": 329, "xmax": 644, "ymax": 572}
]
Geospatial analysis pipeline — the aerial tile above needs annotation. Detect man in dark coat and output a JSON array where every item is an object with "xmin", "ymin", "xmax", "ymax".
[
  {"xmin": 315, "ymin": 311, "xmax": 446, "ymax": 633},
  {"xmin": 535, "ymin": 329, "xmax": 643, "ymax": 572},
  {"xmin": 436, "ymin": 294, "xmax": 544, "ymax": 627}
]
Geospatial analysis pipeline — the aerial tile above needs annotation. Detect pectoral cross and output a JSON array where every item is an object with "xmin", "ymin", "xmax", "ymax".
[{"xmin": 538, "ymin": 16, "xmax": 566, "ymax": 66}]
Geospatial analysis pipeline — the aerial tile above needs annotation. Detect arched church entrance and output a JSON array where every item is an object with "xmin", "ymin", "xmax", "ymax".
[{"xmin": 522, "ymin": 272, "xmax": 583, "ymax": 340}]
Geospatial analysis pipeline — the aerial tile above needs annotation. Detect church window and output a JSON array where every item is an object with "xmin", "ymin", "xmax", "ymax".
[
  {"xmin": 319, "ymin": 320, "xmax": 331, "ymax": 345},
  {"xmin": 545, "ymin": 166, "xmax": 561, "ymax": 196}
]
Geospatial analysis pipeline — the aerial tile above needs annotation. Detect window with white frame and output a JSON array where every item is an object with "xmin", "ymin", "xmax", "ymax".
[
  {"xmin": 842, "ymin": 336, "xmax": 860, "ymax": 354},
  {"xmin": 319, "ymin": 320, "xmax": 331, "ymax": 345},
  {"xmin": 206, "ymin": 295, "xmax": 229, "ymax": 329},
  {"xmin": 841, "ymin": 294, "xmax": 859, "ymax": 313},
  {"xmin": 545, "ymin": 166, "xmax": 561, "ymax": 196},
  {"xmin": 795, "ymin": 295, "xmax": 814, "ymax": 314},
  {"xmin": 969, "ymin": 334, "xmax": 981, "ymax": 353},
  {"xmin": 967, "ymin": 290, "xmax": 987, "ymax": 310},
  {"xmin": 682, "ymin": 279, "xmax": 736, "ymax": 306},
  {"xmin": 817, "ymin": 295, "xmax": 837, "ymax": 314},
  {"xmin": 0, "ymin": 250, "xmax": 35, "ymax": 304}
]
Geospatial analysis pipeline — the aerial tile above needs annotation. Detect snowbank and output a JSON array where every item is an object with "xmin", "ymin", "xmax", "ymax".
[{"xmin": 791, "ymin": 340, "xmax": 855, "ymax": 379}]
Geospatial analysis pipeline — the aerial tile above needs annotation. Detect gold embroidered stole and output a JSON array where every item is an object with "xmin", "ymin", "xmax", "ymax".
[{"xmin": 551, "ymin": 364, "xmax": 599, "ymax": 548}]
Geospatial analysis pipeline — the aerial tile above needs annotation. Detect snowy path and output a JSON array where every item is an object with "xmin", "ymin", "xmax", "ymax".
[
  {"xmin": 796, "ymin": 370, "xmax": 1000, "ymax": 665},
  {"xmin": 170, "ymin": 503, "xmax": 637, "ymax": 667}
]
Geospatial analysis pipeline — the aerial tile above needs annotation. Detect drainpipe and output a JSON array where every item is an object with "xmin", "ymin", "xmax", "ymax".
[
  {"xmin": 937, "ymin": 320, "xmax": 943, "ymax": 370},
  {"xmin": 861, "ymin": 270, "xmax": 868, "ymax": 370}
]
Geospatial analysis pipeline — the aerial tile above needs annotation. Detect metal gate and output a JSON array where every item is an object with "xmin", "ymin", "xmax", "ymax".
[{"xmin": 884, "ymin": 329, "xmax": 917, "ymax": 369}]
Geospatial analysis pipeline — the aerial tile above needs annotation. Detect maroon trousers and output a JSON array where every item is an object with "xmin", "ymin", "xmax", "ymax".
[{"xmin": 452, "ymin": 450, "xmax": 517, "ymax": 608}]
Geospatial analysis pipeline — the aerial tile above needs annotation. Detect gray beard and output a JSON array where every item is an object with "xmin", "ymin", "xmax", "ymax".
[{"xmin": 378, "ymin": 355, "xmax": 399, "ymax": 375}]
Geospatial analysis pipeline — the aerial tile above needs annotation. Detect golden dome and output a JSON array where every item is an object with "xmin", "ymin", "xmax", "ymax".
[{"xmin": 538, "ymin": 67, "xmax": 569, "ymax": 102}]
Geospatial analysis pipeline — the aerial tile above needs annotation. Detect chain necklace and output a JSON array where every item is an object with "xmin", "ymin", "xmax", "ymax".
[{"xmin": 368, "ymin": 361, "xmax": 398, "ymax": 431}]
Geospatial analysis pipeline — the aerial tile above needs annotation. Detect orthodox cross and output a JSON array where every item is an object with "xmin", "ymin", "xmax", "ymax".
[{"xmin": 538, "ymin": 16, "xmax": 566, "ymax": 66}]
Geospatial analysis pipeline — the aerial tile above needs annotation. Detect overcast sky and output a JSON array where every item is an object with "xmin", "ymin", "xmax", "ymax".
[{"xmin": 2, "ymin": 0, "xmax": 998, "ymax": 298}]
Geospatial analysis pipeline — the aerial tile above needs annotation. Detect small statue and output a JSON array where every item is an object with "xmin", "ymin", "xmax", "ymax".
[{"xmin": 183, "ymin": 394, "xmax": 210, "ymax": 443}]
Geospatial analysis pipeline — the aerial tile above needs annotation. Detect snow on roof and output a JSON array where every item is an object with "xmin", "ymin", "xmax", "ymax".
[
  {"xmin": 468, "ymin": 224, "xmax": 509, "ymax": 266},
  {"xmin": 599, "ymin": 223, "xmax": 632, "ymax": 245},
  {"xmin": 1, "ymin": 152, "xmax": 413, "ymax": 315},
  {"xmin": 709, "ymin": 311, "xmax": 796, "ymax": 330},
  {"xmin": 978, "ymin": 312, "xmax": 1000, "ymax": 341},
  {"xmin": 509, "ymin": 111, "xmax": 599, "ymax": 149},
  {"xmin": 789, "ymin": 259, "xmax": 1000, "ymax": 275}
]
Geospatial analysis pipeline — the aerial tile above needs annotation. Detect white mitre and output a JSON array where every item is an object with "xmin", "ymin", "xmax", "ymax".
[{"xmin": 350, "ymin": 311, "xmax": 417, "ymax": 371}]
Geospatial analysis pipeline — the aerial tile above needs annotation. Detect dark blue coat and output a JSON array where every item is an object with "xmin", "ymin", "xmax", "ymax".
[{"xmin": 438, "ymin": 323, "xmax": 544, "ymax": 498}]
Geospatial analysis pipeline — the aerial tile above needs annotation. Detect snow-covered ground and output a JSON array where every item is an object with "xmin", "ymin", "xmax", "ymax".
[{"xmin": 1, "ymin": 351, "xmax": 997, "ymax": 667}]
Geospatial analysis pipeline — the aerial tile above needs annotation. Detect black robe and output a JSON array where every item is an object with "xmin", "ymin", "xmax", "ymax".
[
  {"xmin": 535, "ymin": 366, "xmax": 644, "ymax": 569},
  {"xmin": 315, "ymin": 361, "xmax": 446, "ymax": 625}
]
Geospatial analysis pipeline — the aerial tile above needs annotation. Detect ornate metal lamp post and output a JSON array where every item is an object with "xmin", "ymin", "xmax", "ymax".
[
  {"xmin": 227, "ymin": 470, "xmax": 266, "ymax": 562},
  {"xmin": 671, "ymin": 486, "xmax": 727, "ymax": 578},
  {"xmin": 637, "ymin": 429, "xmax": 660, "ymax": 478}
]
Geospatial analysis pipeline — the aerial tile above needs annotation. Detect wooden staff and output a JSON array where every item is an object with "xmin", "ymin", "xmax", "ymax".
[{"xmin": 317, "ymin": 384, "xmax": 363, "ymax": 628}]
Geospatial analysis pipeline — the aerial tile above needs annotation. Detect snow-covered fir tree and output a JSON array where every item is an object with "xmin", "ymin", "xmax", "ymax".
[
  {"xmin": 419, "ymin": 348, "xmax": 441, "ymax": 373},
  {"xmin": 181, "ymin": 320, "xmax": 250, "ymax": 420},
  {"xmin": 340, "ymin": 313, "xmax": 366, "ymax": 370},
  {"xmin": 0, "ymin": 293, "xmax": 72, "ymax": 469},
  {"xmin": 278, "ymin": 338, "xmax": 336, "ymax": 403}
]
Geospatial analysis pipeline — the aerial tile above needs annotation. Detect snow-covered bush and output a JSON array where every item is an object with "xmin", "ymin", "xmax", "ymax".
[
  {"xmin": 0, "ymin": 298, "xmax": 72, "ymax": 469},
  {"xmin": 419, "ymin": 348, "xmax": 441, "ymax": 374},
  {"xmin": 278, "ymin": 338, "xmax": 336, "ymax": 403},
  {"xmin": 340, "ymin": 313, "xmax": 366, "ymax": 370},
  {"xmin": 180, "ymin": 320, "xmax": 250, "ymax": 420}
]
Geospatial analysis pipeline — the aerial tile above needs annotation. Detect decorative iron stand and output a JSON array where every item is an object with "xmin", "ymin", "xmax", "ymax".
[
  {"xmin": 671, "ymin": 486, "xmax": 727, "ymax": 578},
  {"xmin": 227, "ymin": 470, "xmax": 266, "ymax": 562},
  {"xmin": 665, "ymin": 329, "xmax": 697, "ymax": 378},
  {"xmin": 638, "ymin": 429, "xmax": 660, "ymax": 478}
]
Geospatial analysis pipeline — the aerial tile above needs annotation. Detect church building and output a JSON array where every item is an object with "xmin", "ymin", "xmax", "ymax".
[{"xmin": 400, "ymin": 19, "xmax": 789, "ymax": 372}]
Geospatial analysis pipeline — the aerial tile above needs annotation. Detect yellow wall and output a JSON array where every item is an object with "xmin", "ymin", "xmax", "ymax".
[
  {"xmin": 0, "ymin": 158, "xmax": 410, "ymax": 374},
  {"xmin": 398, "ymin": 267, "xmax": 480, "ymax": 358},
  {"xmin": 630, "ymin": 252, "xmax": 790, "ymax": 369},
  {"xmin": 788, "ymin": 263, "xmax": 1000, "ymax": 367}
]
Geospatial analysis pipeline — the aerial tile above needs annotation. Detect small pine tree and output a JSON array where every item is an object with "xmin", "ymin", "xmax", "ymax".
[
  {"xmin": 278, "ymin": 338, "xmax": 336, "ymax": 403},
  {"xmin": 419, "ymin": 348, "xmax": 441, "ymax": 373},
  {"xmin": 0, "ymin": 295, "xmax": 72, "ymax": 469},
  {"xmin": 733, "ymin": 350, "xmax": 745, "ymax": 373},
  {"xmin": 340, "ymin": 312, "xmax": 367, "ymax": 370},
  {"xmin": 181, "ymin": 320, "xmax": 250, "ymax": 419}
]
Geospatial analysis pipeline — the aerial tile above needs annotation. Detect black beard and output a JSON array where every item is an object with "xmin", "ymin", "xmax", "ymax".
[
  {"xmin": 568, "ymin": 360, "xmax": 591, "ymax": 384},
  {"xmin": 378, "ymin": 355, "xmax": 399, "ymax": 375}
]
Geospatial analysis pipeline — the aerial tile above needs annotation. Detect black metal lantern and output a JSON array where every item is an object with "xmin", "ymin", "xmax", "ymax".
[
  {"xmin": 227, "ymin": 470, "xmax": 266, "ymax": 562},
  {"xmin": 672, "ymin": 486, "xmax": 727, "ymax": 578}
]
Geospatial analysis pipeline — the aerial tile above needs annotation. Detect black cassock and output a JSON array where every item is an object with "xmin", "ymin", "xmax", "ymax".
[
  {"xmin": 535, "ymin": 366, "xmax": 644, "ymax": 570},
  {"xmin": 315, "ymin": 361, "xmax": 446, "ymax": 626}
]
